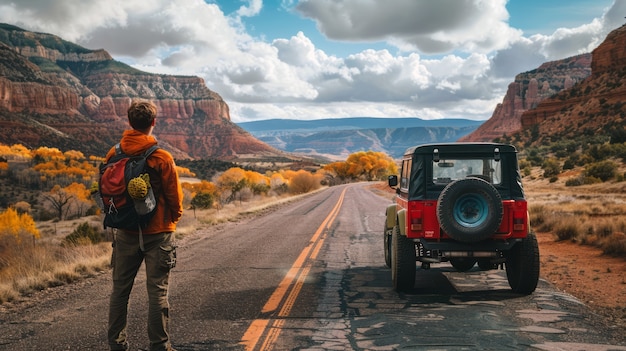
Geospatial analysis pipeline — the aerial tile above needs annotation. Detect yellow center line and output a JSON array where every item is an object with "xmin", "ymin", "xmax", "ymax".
[{"xmin": 240, "ymin": 187, "xmax": 348, "ymax": 351}]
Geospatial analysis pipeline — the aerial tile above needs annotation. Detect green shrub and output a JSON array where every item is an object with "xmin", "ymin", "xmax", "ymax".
[
  {"xmin": 565, "ymin": 177, "xmax": 583, "ymax": 186},
  {"xmin": 599, "ymin": 233, "xmax": 626, "ymax": 256},
  {"xmin": 542, "ymin": 158, "xmax": 561, "ymax": 177},
  {"xmin": 555, "ymin": 222, "xmax": 580, "ymax": 241},
  {"xmin": 582, "ymin": 176, "xmax": 602, "ymax": 184},
  {"xmin": 64, "ymin": 222, "xmax": 102, "ymax": 246},
  {"xmin": 584, "ymin": 160, "xmax": 617, "ymax": 182},
  {"xmin": 191, "ymin": 192, "xmax": 214, "ymax": 209},
  {"xmin": 562, "ymin": 156, "xmax": 577, "ymax": 170},
  {"xmin": 518, "ymin": 159, "xmax": 530, "ymax": 169}
]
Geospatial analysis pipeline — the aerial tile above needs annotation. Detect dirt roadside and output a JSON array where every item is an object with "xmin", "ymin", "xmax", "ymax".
[{"xmin": 536, "ymin": 225, "xmax": 626, "ymax": 328}]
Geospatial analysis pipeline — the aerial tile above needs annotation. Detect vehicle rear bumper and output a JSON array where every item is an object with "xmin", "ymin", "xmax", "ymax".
[{"xmin": 418, "ymin": 238, "xmax": 521, "ymax": 252}]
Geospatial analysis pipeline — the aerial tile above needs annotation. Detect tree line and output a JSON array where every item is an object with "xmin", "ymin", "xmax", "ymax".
[{"xmin": 0, "ymin": 143, "xmax": 398, "ymax": 241}]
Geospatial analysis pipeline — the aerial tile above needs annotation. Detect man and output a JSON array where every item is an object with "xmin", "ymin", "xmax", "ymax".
[{"xmin": 107, "ymin": 100, "xmax": 184, "ymax": 351}]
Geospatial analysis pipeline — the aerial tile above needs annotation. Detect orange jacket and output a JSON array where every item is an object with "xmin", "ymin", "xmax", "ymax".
[{"xmin": 105, "ymin": 130, "xmax": 184, "ymax": 234}]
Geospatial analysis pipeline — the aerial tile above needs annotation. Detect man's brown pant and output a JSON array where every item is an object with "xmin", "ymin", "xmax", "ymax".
[{"xmin": 108, "ymin": 231, "xmax": 176, "ymax": 351}]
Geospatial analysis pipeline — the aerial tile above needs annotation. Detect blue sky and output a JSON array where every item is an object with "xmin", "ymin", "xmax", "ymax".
[
  {"xmin": 222, "ymin": 0, "xmax": 615, "ymax": 57},
  {"xmin": 0, "ymin": 0, "xmax": 622, "ymax": 122}
]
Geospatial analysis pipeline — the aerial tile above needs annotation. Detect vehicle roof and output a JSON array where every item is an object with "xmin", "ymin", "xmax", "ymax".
[{"xmin": 403, "ymin": 142, "xmax": 517, "ymax": 157}]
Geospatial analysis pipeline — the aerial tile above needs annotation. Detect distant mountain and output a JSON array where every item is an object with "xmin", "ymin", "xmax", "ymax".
[
  {"xmin": 238, "ymin": 117, "xmax": 482, "ymax": 159},
  {"xmin": 239, "ymin": 117, "xmax": 480, "ymax": 132},
  {"xmin": 0, "ymin": 23, "xmax": 279, "ymax": 160}
]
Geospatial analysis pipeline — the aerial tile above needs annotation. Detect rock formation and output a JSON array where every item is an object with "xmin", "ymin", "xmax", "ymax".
[
  {"xmin": 0, "ymin": 23, "xmax": 278, "ymax": 160},
  {"xmin": 459, "ymin": 54, "xmax": 592, "ymax": 142},
  {"xmin": 519, "ymin": 24, "xmax": 626, "ymax": 144}
]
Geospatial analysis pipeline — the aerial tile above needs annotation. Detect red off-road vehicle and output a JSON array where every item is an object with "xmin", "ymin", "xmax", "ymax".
[{"xmin": 385, "ymin": 143, "xmax": 539, "ymax": 294}]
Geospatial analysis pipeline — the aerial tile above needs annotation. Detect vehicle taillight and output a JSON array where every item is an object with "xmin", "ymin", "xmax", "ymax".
[
  {"xmin": 411, "ymin": 217, "xmax": 422, "ymax": 231},
  {"xmin": 513, "ymin": 212, "xmax": 525, "ymax": 231},
  {"xmin": 410, "ymin": 210, "xmax": 423, "ymax": 231}
]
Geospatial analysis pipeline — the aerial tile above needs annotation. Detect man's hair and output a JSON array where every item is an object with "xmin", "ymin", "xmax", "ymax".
[{"xmin": 128, "ymin": 100, "xmax": 157, "ymax": 130}]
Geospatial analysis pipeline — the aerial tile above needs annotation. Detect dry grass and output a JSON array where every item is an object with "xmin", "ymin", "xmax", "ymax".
[
  {"xmin": 530, "ymin": 202, "xmax": 626, "ymax": 255},
  {"xmin": 0, "ymin": 236, "xmax": 110, "ymax": 303},
  {"xmin": 526, "ymin": 174, "xmax": 626, "ymax": 256}
]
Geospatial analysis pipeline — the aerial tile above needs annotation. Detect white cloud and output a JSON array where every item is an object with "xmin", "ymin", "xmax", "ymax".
[
  {"xmin": 295, "ymin": 0, "xmax": 522, "ymax": 54},
  {"xmin": 235, "ymin": 0, "xmax": 263, "ymax": 17},
  {"xmin": 0, "ymin": 0, "xmax": 622, "ymax": 122}
]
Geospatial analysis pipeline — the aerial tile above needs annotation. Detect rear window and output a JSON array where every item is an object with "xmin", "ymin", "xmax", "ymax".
[{"xmin": 432, "ymin": 158, "xmax": 502, "ymax": 185}]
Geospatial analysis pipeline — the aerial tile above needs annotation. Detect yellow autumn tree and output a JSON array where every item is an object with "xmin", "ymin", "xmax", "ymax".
[
  {"xmin": 89, "ymin": 155, "xmax": 105, "ymax": 164},
  {"xmin": 64, "ymin": 182, "xmax": 94, "ymax": 218},
  {"xmin": 183, "ymin": 180, "xmax": 218, "ymax": 198},
  {"xmin": 324, "ymin": 151, "xmax": 397, "ymax": 181},
  {"xmin": 64, "ymin": 150, "xmax": 85, "ymax": 160},
  {"xmin": 280, "ymin": 169, "xmax": 298, "ymax": 180},
  {"xmin": 269, "ymin": 173, "xmax": 288, "ymax": 194},
  {"xmin": 40, "ymin": 183, "xmax": 93, "ymax": 220},
  {"xmin": 0, "ymin": 143, "xmax": 32, "ymax": 160},
  {"xmin": 32, "ymin": 146, "xmax": 65, "ymax": 162},
  {"xmin": 323, "ymin": 161, "xmax": 351, "ymax": 181},
  {"xmin": 287, "ymin": 170, "xmax": 324, "ymax": 194},
  {"xmin": 176, "ymin": 165, "xmax": 196, "ymax": 177},
  {"xmin": 23, "ymin": 146, "xmax": 99, "ymax": 190},
  {"xmin": 0, "ymin": 207, "xmax": 40, "ymax": 242},
  {"xmin": 40, "ymin": 184, "xmax": 72, "ymax": 220},
  {"xmin": 216, "ymin": 167, "xmax": 248, "ymax": 203},
  {"xmin": 270, "ymin": 173, "xmax": 286, "ymax": 187},
  {"xmin": 244, "ymin": 170, "xmax": 270, "ymax": 195},
  {"xmin": 182, "ymin": 180, "xmax": 219, "ymax": 209}
]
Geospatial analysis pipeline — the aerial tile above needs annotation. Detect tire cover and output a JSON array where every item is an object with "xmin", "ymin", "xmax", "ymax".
[{"xmin": 437, "ymin": 177, "xmax": 503, "ymax": 242}]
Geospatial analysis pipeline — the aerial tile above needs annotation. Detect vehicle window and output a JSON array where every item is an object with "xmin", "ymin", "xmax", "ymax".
[
  {"xmin": 400, "ymin": 158, "xmax": 411, "ymax": 190},
  {"xmin": 432, "ymin": 158, "xmax": 501, "ymax": 185}
]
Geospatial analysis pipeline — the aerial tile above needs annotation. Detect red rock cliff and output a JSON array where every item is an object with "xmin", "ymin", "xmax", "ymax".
[
  {"xmin": 459, "ymin": 54, "xmax": 592, "ymax": 142},
  {"xmin": 0, "ymin": 24, "xmax": 278, "ymax": 160},
  {"xmin": 519, "ymin": 24, "xmax": 626, "ymax": 143}
]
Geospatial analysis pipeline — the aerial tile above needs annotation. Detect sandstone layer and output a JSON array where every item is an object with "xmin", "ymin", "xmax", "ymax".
[
  {"xmin": 0, "ymin": 23, "xmax": 278, "ymax": 160},
  {"xmin": 459, "ymin": 54, "xmax": 591, "ymax": 142}
]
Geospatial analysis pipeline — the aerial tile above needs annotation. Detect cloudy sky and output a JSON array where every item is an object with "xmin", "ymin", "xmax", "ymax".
[{"xmin": 0, "ymin": 0, "xmax": 623, "ymax": 122}]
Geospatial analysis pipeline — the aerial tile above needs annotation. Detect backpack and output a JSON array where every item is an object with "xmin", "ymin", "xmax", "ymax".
[{"xmin": 95, "ymin": 143, "xmax": 159, "ymax": 230}]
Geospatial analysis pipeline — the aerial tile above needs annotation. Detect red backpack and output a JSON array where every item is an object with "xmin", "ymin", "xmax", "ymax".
[{"xmin": 95, "ymin": 144, "xmax": 159, "ymax": 230}]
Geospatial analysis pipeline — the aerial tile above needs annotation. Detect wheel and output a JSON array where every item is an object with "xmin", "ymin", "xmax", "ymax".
[
  {"xmin": 391, "ymin": 225, "xmax": 416, "ymax": 292},
  {"xmin": 505, "ymin": 232, "xmax": 540, "ymax": 294},
  {"xmin": 437, "ymin": 178, "xmax": 503, "ymax": 243},
  {"xmin": 450, "ymin": 258, "xmax": 476, "ymax": 272},
  {"xmin": 384, "ymin": 225, "xmax": 392, "ymax": 268}
]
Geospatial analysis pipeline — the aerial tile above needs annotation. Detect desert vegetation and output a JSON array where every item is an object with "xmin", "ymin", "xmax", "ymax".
[
  {"xmin": 494, "ymin": 130, "xmax": 626, "ymax": 257},
  {"xmin": 528, "ymin": 195, "xmax": 626, "ymax": 256},
  {"xmin": 497, "ymin": 124, "xmax": 626, "ymax": 184}
]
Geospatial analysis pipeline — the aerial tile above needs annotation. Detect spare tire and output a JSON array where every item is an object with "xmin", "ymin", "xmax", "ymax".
[{"xmin": 437, "ymin": 177, "xmax": 503, "ymax": 242}]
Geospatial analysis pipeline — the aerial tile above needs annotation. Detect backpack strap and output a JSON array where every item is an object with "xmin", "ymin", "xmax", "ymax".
[
  {"xmin": 110, "ymin": 143, "xmax": 157, "ymax": 160},
  {"xmin": 103, "ymin": 143, "xmax": 129, "ymax": 168},
  {"xmin": 143, "ymin": 144, "xmax": 159, "ymax": 158}
]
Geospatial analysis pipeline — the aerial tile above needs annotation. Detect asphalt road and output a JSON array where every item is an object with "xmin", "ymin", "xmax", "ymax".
[{"xmin": 0, "ymin": 183, "xmax": 624, "ymax": 351}]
